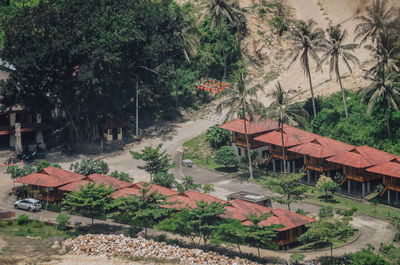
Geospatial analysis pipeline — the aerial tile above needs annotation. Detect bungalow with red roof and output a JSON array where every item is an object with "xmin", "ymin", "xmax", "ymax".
[
  {"xmin": 253, "ymin": 126, "xmax": 319, "ymax": 173},
  {"xmin": 14, "ymin": 167, "xmax": 85, "ymax": 202},
  {"xmin": 366, "ymin": 158, "xmax": 400, "ymax": 205},
  {"xmin": 288, "ymin": 137, "xmax": 354, "ymax": 184},
  {"xmin": 111, "ymin": 182, "xmax": 179, "ymax": 200},
  {"xmin": 86, "ymin": 173, "xmax": 133, "ymax": 191},
  {"xmin": 218, "ymin": 118, "xmax": 279, "ymax": 160},
  {"xmin": 326, "ymin": 146, "xmax": 395, "ymax": 197}
]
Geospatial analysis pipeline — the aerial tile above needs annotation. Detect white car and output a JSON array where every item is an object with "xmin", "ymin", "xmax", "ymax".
[{"xmin": 14, "ymin": 198, "xmax": 41, "ymax": 212}]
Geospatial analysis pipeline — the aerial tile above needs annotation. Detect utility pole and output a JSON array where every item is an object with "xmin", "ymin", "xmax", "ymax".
[{"xmin": 136, "ymin": 80, "xmax": 139, "ymax": 136}]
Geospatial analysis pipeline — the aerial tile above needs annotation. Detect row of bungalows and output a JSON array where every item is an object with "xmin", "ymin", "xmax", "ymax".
[{"xmin": 219, "ymin": 118, "xmax": 400, "ymax": 205}]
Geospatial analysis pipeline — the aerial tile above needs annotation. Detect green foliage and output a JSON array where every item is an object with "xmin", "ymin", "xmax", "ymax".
[
  {"xmin": 176, "ymin": 176, "xmax": 201, "ymax": 193},
  {"xmin": 130, "ymin": 144, "xmax": 175, "ymax": 181},
  {"xmin": 153, "ymin": 172, "xmax": 176, "ymax": 188},
  {"xmin": 201, "ymin": 184, "xmax": 215, "ymax": 194},
  {"xmin": 345, "ymin": 249, "xmax": 389, "ymax": 265},
  {"xmin": 69, "ymin": 159, "xmax": 109, "ymax": 176},
  {"xmin": 56, "ymin": 213, "xmax": 70, "ymax": 231},
  {"xmin": 62, "ymin": 182, "xmax": 114, "ymax": 224},
  {"xmin": 110, "ymin": 170, "xmax": 133, "ymax": 183},
  {"xmin": 316, "ymin": 175, "xmax": 340, "ymax": 201},
  {"xmin": 336, "ymin": 207, "xmax": 358, "ymax": 217},
  {"xmin": 125, "ymin": 224, "xmax": 142, "ymax": 238},
  {"xmin": 212, "ymin": 218, "xmax": 246, "ymax": 253},
  {"xmin": 7, "ymin": 165, "xmax": 34, "ymax": 180},
  {"xmin": 16, "ymin": 214, "xmax": 30, "ymax": 225},
  {"xmin": 214, "ymin": 146, "xmax": 238, "ymax": 168},
  {"xmin": 290, "ymin": 253, "xmax": 305, "ymax": 265},
  {"xmin": 36, "ymin": 160, "xmax": 61, "ymax": 172},
  {"xmin": 270, "ymin": 173, "xmax": 307, "ymax": 211},
  {"xmin": 205, "ymin": 125, "xmax": 232, "ymax": 150},
  {"xmin": 318, "ymin": 206, "xmax": 334, "ymax": 219}
]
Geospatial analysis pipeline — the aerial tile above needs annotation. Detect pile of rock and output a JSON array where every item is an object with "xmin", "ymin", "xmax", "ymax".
[{"xmin": 63, "ymin": 234, "xmax": 260, "ymax": 265}]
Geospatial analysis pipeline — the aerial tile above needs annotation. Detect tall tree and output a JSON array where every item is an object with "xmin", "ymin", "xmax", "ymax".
[
  {"xmin": 205, "ymin": 0, "xmax": 240, "ymax": 79},
  {"xmin": 354, "ymin": 0, "xmax": 395, "ymax": 44},
  {"xmin": 362, "ymin": 71, "xmax": 400, "ymax": 138},
  {"xmin": 320, "ymin": 25, "xmax": 360, "ymax": 119},
  {"xmin": 212, "ymin": 218, "xmax": 246, "ymax": 253},
  {"xmin": 270, "ymin": 172, "xmax": 307, "ymax": 211},
  {"xmin": 216, "ymin": 72, "xmax": 264, "ymax": 179},
  {"xmin": 287, "ymin": 19, "xmax": 325, "ymax": 119},
  {"xmin": 261, "ymin": 82, "xmax": 309, "ymax": 173}
]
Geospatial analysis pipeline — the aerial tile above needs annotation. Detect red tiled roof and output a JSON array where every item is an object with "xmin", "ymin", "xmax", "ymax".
[
  {"xmin": 163, "ymin": 195, "xmax": 193, "ymax": 209},
  {"xmin": 162, "ymin": 190, "xmax": 228, "ymax": 209},
  {"xmin": 288, "ymin": 137, "xmax": 354, "ymax": 158},
  {"xmin": 87, "ymin": 174, "xmax": 133, "ymax": 190},
  {"xmin": 183, "ymin": 190, "xmax": 228, "ymax": 205},
  {"xmin": 58, "ymin": 180, "xmax": 91, "ymax": 192},
  {"xmin": 254, "ymin": 126, "xmax": 319, "ymax": 147},
  {"xmin": 221, "ymin": 199, "xmax": 272, "ymax": 221},
  {"xmin": 218, "ymin": 118, "xmax": 279, "ymax": 135},
  {"xmin": 326, "ymin": 145, "xmax": 395, "ymax": 169},
  {"xmin": 242, "ymin": 208, "xmax": 316, "ymax": 231},
  {"xmin": 111, "ymin": 187, "xmax": 142, "ymax": 199},
  {"xmin": 15, "ymin": 167, "xmax": 85, "ymax": 188},
  {"xmin": 366, "ymin": 159, "xmax": 400, "ymax": 179},
  {"xmin": 133, "ymin": 182, "xmax": 180, "ymax": 197}
]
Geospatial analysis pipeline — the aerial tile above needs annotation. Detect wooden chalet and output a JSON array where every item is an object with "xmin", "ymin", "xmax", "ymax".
[
  {"xmin": 253, "ymin": 126, "xmax": 319, "ymax": 173},
  {"xmin": 326, "ymin": 146, "xmax": 395, "ymax": 197},
  {"xmin": 218, "ymin": 118, "xmax": 279, "ymax": 159},
  {"xmin": 14, "ymin": 167, "xmax": 85, "ymax": 202},
  {"xmin": 366, "ymin": 158, "xmax": 400, "ymax": 205},
  {"xmin": 288, "ymin": 137, "xmax": 354, "ymax": 184}
]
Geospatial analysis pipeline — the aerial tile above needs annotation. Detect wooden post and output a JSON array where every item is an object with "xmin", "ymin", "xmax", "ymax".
[
  {"xmin": 327, "ymin": 171, "xmax": 331, "ymax": 178},
  {"xmin": 292, "ymin": 160, "xmax": 296, "ymax": 172},
  {"xmin": 396, "ymin": 191, "xmax": 399, "ymax": 204},
  {"xmin": 362, "ymin": 182, "xmax": 365, "ymax": 198},
  {"xmin": 136, "ymin": 80, "xmax": 139, "ymax": 136},
  {"xmin": 388, "ymin": 189, "xmax": 391, "ymax": 204},
  {"xmin": 348, "ymin": 179, "xmax": 351, "ymax": 194},
  {"xmin": 272, "ymin": 159, "xmax": 276, "ymax": 173},
  {"xmin": 287, "ymin": 161, "xmax": 291, "ymax": 173},
  {"xmin": 367, "ymin": 182, "xmax": 370, "ymax": 193},
  {"xmin": 307, "ymin": 169, "xmax": 311, "ymax": 184},
  {"xmin": 280, "ymin": 160, "xmax": 283, "ymax": 172}
]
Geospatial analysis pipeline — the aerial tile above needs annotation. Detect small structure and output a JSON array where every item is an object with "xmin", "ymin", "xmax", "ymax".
[
  {"xmin": 86, "ymin": 173, "xmax": 133, "ymax": 191},
  {"xmin": 226, "ymin": 191, "xmax": 271, "ymax": 208},
  {"xmin": 102, "ymin": 116, "xmax": 130, "ymax": 151}
]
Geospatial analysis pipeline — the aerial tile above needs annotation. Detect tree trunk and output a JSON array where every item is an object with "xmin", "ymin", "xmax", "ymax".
[
  {"xmin": 287, "ymin": 193, "xmax": 291, "ymax": 211},
  {"xmin": 64, "ymin": 104, "xmax": 80, "ymax": 142},
  {"xmin": 237, "ymin": 244, "xmax": 242, "ymax": 254},
  {"xmin": 336, "ymin": 62, "xmax": 349, "ymax": 119},
  {"xmin": 330, "ymin": 242, "xmax": 333, "ymax": 257},
  {"xmin": 305, "ymin": 55, "xmax": 317, "ymax": 118},
  {"xmin": 257, "ymin": 247, "xmax": 260, "ymax": 258},
  {"xmin": 136, "ymin": 80, "xmax": 139, "ymax": 136},
  {"xmin": 219, "ymin": 21, "xmax": 227, "ymax": 80},
  {"xmin": 243, "ymin": 114, "xmax": 254, "ymax": 179},
  {"xmin": 385, "ymin": 107, "xmax": 392, "ymax": 138},
  {"xmin": 175, "ymin": 73, "xmax": 179, "ymax": 108},
  {"xmin": 280, "ymin": 120, "xmax": 287, "ymax": 173}
]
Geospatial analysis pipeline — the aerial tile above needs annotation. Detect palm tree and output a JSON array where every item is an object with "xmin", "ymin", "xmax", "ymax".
[
  {"xmin": 320, "ymin": 25, "xmax": 360, "ymax": 119},
  {"xmin": 217, "ymin": 73, "xmax": 264, "ymax": 179},
  {"xmin": 260, "ymin": 82, "xmax": 309, "ymax": 173},
  {"xmin": 354, "ymin": 0, "xmax": 395, "ymax": 44},
  {"xmin": 362, "ymin": 71, "xmax": 400, "ymax": 138},
  {"xmin": 205, "ymin": 0, "xmax": 240, "ymax": 79},
  {"xmin": 287, "ymin": 19, "xmax": 325, "ymax": 119}
]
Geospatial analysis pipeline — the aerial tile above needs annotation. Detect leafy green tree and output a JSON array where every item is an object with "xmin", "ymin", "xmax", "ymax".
[
  {"xmin": 345, "ymin": 249, "xmax": 389, "ymax": 265},
  {"xmin": 318, "ymin": 206, "xmax": 334, "ymax": 219},
  {"xmin": 176, "ymin": 176, "xmax": 201, "ymax": 193},
  {"xmin": 110, "ymin": 170, "xmax": 133, "ymax": 183},
  {"xmin": 117, "ymin": 185, "xmax": 172, "ymax": 236},
  {"xmin": 153, "ymin": 172, "xmax": 176, "ymax": 188},
  {"xmin": 56, "ymin": 213, "xmax": 70, "ymax": 231},
  {"xmin": 156, "ymin": 209, "xmax": 198, "ymax": 244},
  {"xmin": 244, "ymin": 213, "xmax": 283, "ymax": 257},
  {"xmin": 202, "ymin": 184, "xmax": 215, "ymax": 194},
  {"xmin": 212, "ymin": 218, "xmax": 246, "ymax": 253},
  {"xmin": 261, "ymin": 83, "xmax": 309, "ymax": 173},
  {"xmin": 62, "ymin": 182, "xmax": 114, "ymax": 224},
  {"xmin": 217, "ymin": 72, "xmax": 264, "ymax": 179},
  {"xmin": 270, "ymin": 173, "xmax": 307, "ymax": 211},
  {"xmin": 7, "ymin": 165, "xmax": 34, "ymax": 180},
  {"xmin": 205, "ymin": 125, "xmax": 232, "ymax": 150},
  {"xmin": 214, "ymin": 146, "xmax": 238, "ymax": 168},
  {"xmin": 69, "ymin": 159, "xmax": 109, "ymax": 176},
  {"xmin": 320, "ymin": 24, "xmax": 359, "ymax": 119},
  {"xmin": 287, "ymin": 19, "xmax": 325, "ymax": 118},
  {"xmin": 316, "ymin": 175, "xmax": 340, "ymax": 201},
  {"xmin": 36, "ymin": 160, "xmax": 61, "ymax": 172},
  {"xmin": 299, "ymin": 216, "xmax": 354, "ymax": 257},
  {"xmin": 130, "ymin": 144, "xmax": 175, "ymax": 182}
]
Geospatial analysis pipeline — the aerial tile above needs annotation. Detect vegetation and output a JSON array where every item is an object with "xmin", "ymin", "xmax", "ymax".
[
  {"xmin": 56, "ymin": 213, "xmax": 71, "ymax": 231},
  {"xmin": 153, "ymin": 172, "xmax": 176, "ymax": 189},
  {"xmin": 62, "ymin": 182, "xmax": 114, "ymax": 224},
  {"xmin": 316, "ymin": 175, "xmax": 340, "ymax": 201},
  {"xmin": 110, "ymin": 170, "xmax": 133, "ymax": 183},
  {"xmin": 70, "ymin": 159, "xmax": 109, "ymax": 176},
  {"xmin": 205, "ymin": 125, "xmax": 232, "ymax": 150},
  {"xmin": 7, "ymin": 165, "xmax": 34, "ymax": 180},
  {"xmin": 36, "ymin": 160, "xmax": 61, "ymax": 172},
  {"xmin": 176, "ymin": 176, "xmax": 201, "ymax": 193},
  {"xmin": 214, "ymin": 146, "xmax": 238, "ymax": 168}
]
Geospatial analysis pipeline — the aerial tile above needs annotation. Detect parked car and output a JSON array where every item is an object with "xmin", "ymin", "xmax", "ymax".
[{"xmin": 13, "ymin": 198, "xmax": 41, "ymax": 212}]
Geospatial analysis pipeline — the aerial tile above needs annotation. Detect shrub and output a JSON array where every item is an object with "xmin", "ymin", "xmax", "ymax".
[
  {"xmin": 290, "ymin": 253, "xmax": 305, "ymax": 265},
  {"xmin": 214, "ymin": 146, "xmax": 238, "ymax": 168},
  {"xmin": 345, "ymin": 249, "xmax": 389, "ymax": 265},
  {"xmin": 296, "ymin": 208, "xmax": 308, "ymax": 216},
  {"xmin": 125, "ymin": 224, "xmax": 142, "ymax": 238},
  {"xmin": 153, "ymin": 172, "xmax": 176, "ymax": 188},
  {"xmin": 56, "ymin": 213, "xmax": 71, "ymax": 231},
  {"xmin": 47, "ymin": 202, "xmax": 62, "ymax": 212},
  {"xmin": 318, "ymin": 206, "xmax": 333, "ymax": 219},
  {"xmin": 110, "ymin": 171, "xmax": 133, "ymax": 183},
  {"xmin": 70, "ymin": 159, "xmax": 109, "ymax": 175},
  {"xmin": 28, "ymin": 221, "xmax": 45, "ymax": 228},
  {"xmin": 336, "ymin": 207, "xmax": 358, "ymax": 217},
  {"xmin": 36, "ymin": 160, "xmax": 61, "ymax": 172},
  {"xmin": 205, "ymin": 126, "xmax": 232, "ymax": 150},
  {"xmin": 16, "ymin": 214, "xmax": 30, "ymax": 225}
]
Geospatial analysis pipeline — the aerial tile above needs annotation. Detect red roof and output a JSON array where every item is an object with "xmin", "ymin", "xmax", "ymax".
[
  {"xmin": 366, "ymin": 158, "xmax": 400, "ymax": 179},
  {"xmin": 58, "ymin": 180, "xmax": 91, "ymax": 192},
  {"xmin": 326, "ymin": 145, "xmax": 395, "ymax": 169},
  {"xmin": 133, "ymin": 182, "xmax": 180, "ymax": 197},
  {"xmin": 254, "ymin": 126, "xmax": 319, "ymax": 147},
  {"xmin": 218, "ymin": 118, "xmax": 279, "ymax": 135},
  {"xmin": 242, "ymin": 208, "xmax": 316, "ymax": 231},
  {"xmin": 162, "ymin": 190, "xmax": 228, "ymax": 209},
  {"xmin": 87, "ymin": 174, "xmax": 133, "ymax": 190},
  {"xmin": 288, "ymin": 137, "xmax": 354, "ymax": 158},
  {"xmin": 221, "ymin": 199, "xmax": 272, "ymax": 221},
  {"xmin": 163, "ymin": 195, "xmax": 193, "ymax": 209},
  {"xmin": 111, "ymin": 187, "xmax": 142, "ymax": 199},
  {"xmin": 15, "ymin": 167, "xmax": 85, "ymax": 188}
]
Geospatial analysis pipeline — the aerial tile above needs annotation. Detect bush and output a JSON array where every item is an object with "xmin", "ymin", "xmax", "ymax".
[
  {"xmin": 290, "ymin": 253, "xmax": 305, "ymax": 265},
  {"xmin": 56, "ymin": 213, "xmax": 70, "ymax": 231},
  {"xmin": 110, "ymin": 171, "xmax": 133, "ymax": 183},
  {"xmin": 7, "ymin": 165, "xmax": 35, "ymax": 180},
  {"xmin": 47, "ymin": 202, "xmax": 62, "ymax": 212},
  {"xmin": 125, "ymin": 224, "xmax": 142, "ymax": 238},
  {"xmin": 205, "ymin": 126, "xmax": 232, "ymax": 150},
  {"xmin": 214, "ymin": 146, "xmax": 238, "ymax": 168},
  {"xmin": 336, "ymin": 207, "xmax": 358, "ymax": 217},
  {"xmin": 16, "ymin": 214, "xmax": 30, "ymax": 225},
  {"xmin": 153, "ymin": 172, "xmax": 176, "ymax": 188},
  {"xmin": 36, "ymin": 160, "xmax": 61, "ymax": 172},
  {"xmin": 69, "ymin": 159, "xmax": 109, "ymax": 176},
  {"xmin": 345, "ymin": 249, "xmax": 389, "ymax": 265},
  {"xmin": 28, "ymin": 221, "xmax": 45, "ymax": 228},
  {"xmin": 318, "ymin": 206, "xmax": 333, "ymax": 219},
  {"xmin": 296, "ymin": 208, "xmax": 308, "ymax": 216}
]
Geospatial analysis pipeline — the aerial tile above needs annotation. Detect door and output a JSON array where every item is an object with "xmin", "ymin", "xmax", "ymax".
[{"xmin": 20, "ymin": 200, "xmax": 29, "ymax": 209}]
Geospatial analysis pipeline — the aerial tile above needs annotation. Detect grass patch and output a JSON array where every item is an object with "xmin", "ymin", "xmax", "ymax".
[
  {"xmin": 264, "ymin": 71, "xmax": 279, "ymax": 84},
  {"xmin": 0, "ymin": 220, "xmax": 70, "ymax": 239},
  {"xmin": 124, "ymin": 256, "xmax": 180, "ymax": 264}
]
